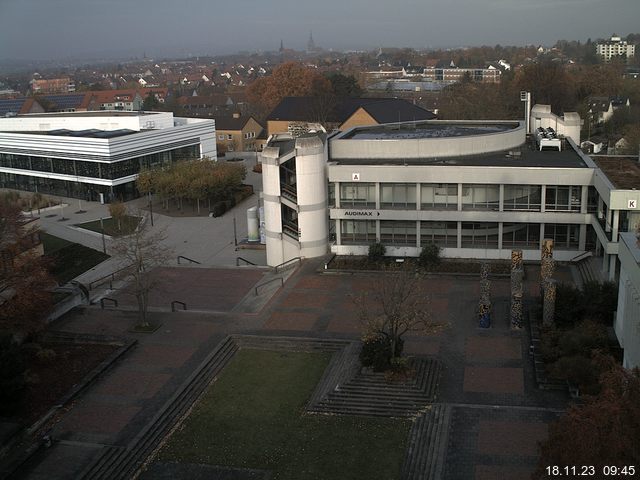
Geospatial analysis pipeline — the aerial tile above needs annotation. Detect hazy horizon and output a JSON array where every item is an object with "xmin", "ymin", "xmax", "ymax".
[{"xmin": 1, "ymin": 0, "xmax": 639, "ymax": 62}]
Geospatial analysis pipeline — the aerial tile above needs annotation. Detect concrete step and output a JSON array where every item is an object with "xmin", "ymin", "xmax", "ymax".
[
  {"xmin": 81, "ymin": 336, "xmax": 239, "ymax": 480},
  {"xmin": 402, "ymin": 404, "xmax": 452, "ymax": 480},
  {"xmin": 309, "ymin": 357, "xmax": 441, "ymax": 417}
]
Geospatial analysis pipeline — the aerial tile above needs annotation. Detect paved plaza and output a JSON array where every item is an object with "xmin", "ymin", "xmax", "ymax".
[{"xmin": 5, "ymin": 181, "xmax": 573, "ymax": 479}]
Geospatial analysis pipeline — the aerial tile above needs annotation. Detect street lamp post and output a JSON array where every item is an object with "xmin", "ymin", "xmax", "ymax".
[{"xmin": 148, "ymin": 191, "xmax": 154, "ymax": 226}]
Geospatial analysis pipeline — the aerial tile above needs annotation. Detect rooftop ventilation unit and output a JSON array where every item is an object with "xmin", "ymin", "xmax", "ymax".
[{"xmin": 535, "ymin": 127, "xmax": 561, "ymax": 151}]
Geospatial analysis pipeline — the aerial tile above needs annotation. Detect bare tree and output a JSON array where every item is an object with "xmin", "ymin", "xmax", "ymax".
[
  {"xmin": 111, "ymin": 212, "xmax": 172, "ymax": 328},
  {"xmin": 108, "ymin": 201, "xmax": 126, "ymax": 232},
  {"xmin": 354, "ymin": 266, "xmax": 444, "ymax": 360}
]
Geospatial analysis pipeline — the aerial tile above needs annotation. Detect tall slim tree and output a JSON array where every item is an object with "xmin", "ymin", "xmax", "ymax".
[{"xmin": 110, "ymin": 213, "xmax": 172, "ymax": 328}]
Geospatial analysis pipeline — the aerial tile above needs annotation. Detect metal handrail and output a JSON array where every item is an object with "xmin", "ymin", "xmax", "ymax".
[
  {"xmin": 171, "ymin": 300, "xmax": 187, "ymax": 311},
  {"xmin": 100, "ymin": 297, "xmax": 118, "ymax": 309},
  {"xmin": 236, "ymin": 257, "xmax": 257, "ymax": 266},
  {"xmin": 254, "ymin": 277, "xmax": 284, "ymax": 295},
  {"xmin": 569, "ymin": 251, "xmax": 592, "ymax": 263},
  {"xmin": 273, "ymin": 256, "xmax": 302, "ymax": 274},
  {"xmin": 89, "ymin": 265, "xmax": 133, "ymax": 290},
  {"xmin": 177, "ymin": 255, "xmax": 201, "ymax": 265}
]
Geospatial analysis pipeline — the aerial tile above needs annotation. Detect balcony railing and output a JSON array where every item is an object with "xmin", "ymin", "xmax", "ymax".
[
  {"xmin": 281, "ymin": 183, "xmax": 297, "ymax": 202},
  {"xmin": 282, "ymin": 221, "xmax": 299, "ymax": 240}
]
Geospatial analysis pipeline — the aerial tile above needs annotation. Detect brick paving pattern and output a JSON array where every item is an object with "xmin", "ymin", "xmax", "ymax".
[
  {"xmin": 14, "ymin": 260, "xmax": 575, "ymax": 479},
  {"xmin": 463, "ymin": 367, "xmax": 525, "ymax": 394}
]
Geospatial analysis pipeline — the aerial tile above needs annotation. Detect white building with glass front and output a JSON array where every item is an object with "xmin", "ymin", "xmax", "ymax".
[
  {"xmin": 261, "ymin": 114, "xmax": 640, "ymax": 285},
  {"xmin": 0, "ymin": 111, "xmax": 216, "ymax": 202}
]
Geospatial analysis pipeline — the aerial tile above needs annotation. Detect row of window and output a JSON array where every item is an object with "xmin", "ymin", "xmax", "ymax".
[
  {"xmin": 340, "ymin": 220, "xmax": 582, "ymax": 249},
  {"xmin": 336, "ymin": 183, "xmax": 592, "ymax": 212},
  {"xmin": 217, "ymin": 132, "xmax": 257, "ymax": 141},
  {"xmin": 0, "ymin": 146, "xmax": 198, "ymax": 180}
]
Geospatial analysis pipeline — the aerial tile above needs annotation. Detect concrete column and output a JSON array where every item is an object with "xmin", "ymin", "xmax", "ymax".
[
  {"xmin": 416, "ymin": 220, "xmax": 421, "ymax": 248},
  {"xmin": 580, "ymin": 185, "xmax": 588, "ymax": 214},
  {"xmin": 416, "ymin": 182, "xmax": 421, "ymax": 210},
  {"xmin": 375, "ymin": 182, "xmax": 380, "ymax": 210},
  {"xmin": 540, "ymin": 185, "xmax": 546, "ymax": 213},
  {"xmin": 597, "ymin": 196, "xmax": 604, "ymax": 219},
  {"xmin": 376, "ymin": 220, "xmax": 381, "ymax": 242},
  {"xmin": 498, "ymin": 222, "xmax": 503, "ymax": 250},
  {"xmin": 261, "ymin": 147, "xmax": 284, "ymax": 267},
  {"xmin": 334, "ymin": 182, "xmax": 340, "ymax": 208},
  {"xmin": 606, "ymin": 207, "xmax": 612, "ymax": 232},
  {"xmin": 457, "ymin": 183, "xmax": 463, "ymax": 211},
  {"xmin": 539, "ymin": 223, "xmax": 545, "ymax": 250},
  {"xmin": 294, "ymin": 135, "xmax": 329, "ymax": 260},
  {"xmin": 499, "ymin": 184, "xmax": 504, "ymax": 212},
  {"xmin": 457, "ymin": 221, "xmax": 462, "ymax": 249},
  {"xmin": 579, "ymin": 224, "xmax": 587, "ymax": 251},
  {"xmin": 609, "ymin": 255, "xmax": 617, "ymax": 282},
  {"xmin": 335, "ymin": 219, "xmax": 341, "ymax": 245},
  {"xmin": 612, "ymin": 210, "xmax": 620, "ymax": 241}
]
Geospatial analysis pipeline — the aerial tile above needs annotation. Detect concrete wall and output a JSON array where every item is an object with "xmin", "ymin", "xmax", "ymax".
[
  {"xmin": 330, "ymin": 121, "xmax": 525, "ymax": 159},
  {"xmin": 267, "ymin": 120, "xmax": 293, "ymax": 136},
  {"xmin": 0, "ymin": 111, "xmax": 175, "ymax": 132},
  {"xmin": 615, "ymin": 232, "xmax": 640, "ymax": 369},
  {"xmin": 530, "ymin": 105, "xmax": 582, "ymax": 145}
]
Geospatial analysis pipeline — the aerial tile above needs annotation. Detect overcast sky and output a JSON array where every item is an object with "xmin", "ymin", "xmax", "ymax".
[{"xmin": 0, "ymin": 0, "xmax": 638, "ymax": 61}]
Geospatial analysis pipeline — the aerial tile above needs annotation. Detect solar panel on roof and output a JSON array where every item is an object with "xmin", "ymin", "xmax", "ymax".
[
  {"xmin": 0, "ymin": 98, "xmax": 26, "ymax": 116},
  {"xmin": 43, "ymin": 94, "xmax": 85, "ymax": 109}
]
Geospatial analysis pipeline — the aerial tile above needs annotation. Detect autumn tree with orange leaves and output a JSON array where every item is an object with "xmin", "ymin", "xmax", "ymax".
[
  {"xmin": 533, "ymin": 354, "xmax": 640, "ymax": 478},
  {"xmin": 0, "ymin": 200, "xmax": 54, "ymax": 338},
  {"xmin": 247, "ymin": 62, "xmax": 332, "ymax": 114}
]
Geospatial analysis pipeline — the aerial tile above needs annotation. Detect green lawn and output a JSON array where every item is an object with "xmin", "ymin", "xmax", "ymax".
[
  {"xmin": 74, "ymin": 215, "xmax": 140, "ymax": 237},
  {"xmin": 159, "ymin": 349, "xmax": 410, "ymax": 480},
  {"xmin": 41, "ymin": 233, "xmax": 110, "ymax": 284},
  {"xmin": 41, "ymin": 232, "xmax": 73, "ymax": 254}
]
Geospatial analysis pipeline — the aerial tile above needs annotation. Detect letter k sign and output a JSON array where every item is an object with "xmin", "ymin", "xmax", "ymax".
[{"xmin": 628, "ymin": 199, "xmax": 637, "ymax": 209}]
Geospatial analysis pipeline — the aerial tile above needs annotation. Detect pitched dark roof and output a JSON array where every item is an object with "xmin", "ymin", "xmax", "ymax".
[
  {"xmin": 215, "ymin": 115, "xmax": 261, "ymax": 131},
  {"xmin": 266, "ymin": 97, "xmax": 436, "ymax": 124},
  {"xmin": 357, "ymin": 100, "xmax": 437, "ymax": 124}
]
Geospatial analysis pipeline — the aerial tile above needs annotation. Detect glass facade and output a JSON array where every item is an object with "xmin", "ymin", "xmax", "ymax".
[
  {"xmin": 380, "ymin": 220, "xmax": 416, "ymax": 245},
  {"xmin": 421, "ymin": 183, "xmax": 457, "ymax": 210},
  {"xmin": 340, "ymin": 220, "xmax": 376, "ymax": 244},
  {"xmin": 0, "ymin": 145, "xmax": 199, "ymax": 201},
  {"xmin": 461, "ymin": 223, "xmax": 500, "ymax": 248},
  {"xmin": 503, "ymin": 185, "xmax": 542, "ymax": 211},
  {"xmin": 0, "ymin": 145, "xmax": 197, "ymax": 181},
  {"xmin": 544, "ymin": 224, "xmax": 580, "ymax": 249},
  {"xmin": 545, "ymin": 186, "xmax": 581, "ymax": 212},
  {"xmin": 420, "ymin": 221, "xmax": 457, "ymax": 247},
  {"xmin": 380, "ymin": 183, "xmax": 416, "ymax": 209},
  {"xmin": 340, "ymin": 183, "xmax": 376, "ymax": 208},
  {"xmin": 462, "ymin": 184, "xmax": 500, "ymax": 210},
  {"xmin": 502, "ymin": 223, "xmax": 541, "ymax": 248}
]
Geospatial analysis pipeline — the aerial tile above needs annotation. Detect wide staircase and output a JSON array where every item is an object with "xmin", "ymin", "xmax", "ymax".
[
  {"xmin": 309, "ymin": 356, "xmax": 442, "ymax": 418},
  {"xmin": 571, "ymin": 253, "xmax": 604, "ymax": 287}
]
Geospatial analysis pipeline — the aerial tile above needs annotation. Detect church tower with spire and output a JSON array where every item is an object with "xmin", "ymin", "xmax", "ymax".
[{"xmin": 307, "ymin": 31, "xmax": 316, "ymax": 53}]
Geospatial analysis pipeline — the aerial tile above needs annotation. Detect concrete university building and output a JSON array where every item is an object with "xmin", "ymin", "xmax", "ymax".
[
  {"xmin": 0, "ymin": 111, "xmax": 216, "ymax": 202},
  {"xmin": 261, "ymin": 106, "xmax": 639, "ymax": 269}
]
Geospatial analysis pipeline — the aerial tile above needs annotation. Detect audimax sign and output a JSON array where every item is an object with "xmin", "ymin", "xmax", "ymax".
[{"xmin": 344, "ymin": 210, "xmax": 381, "ymax": 217}]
